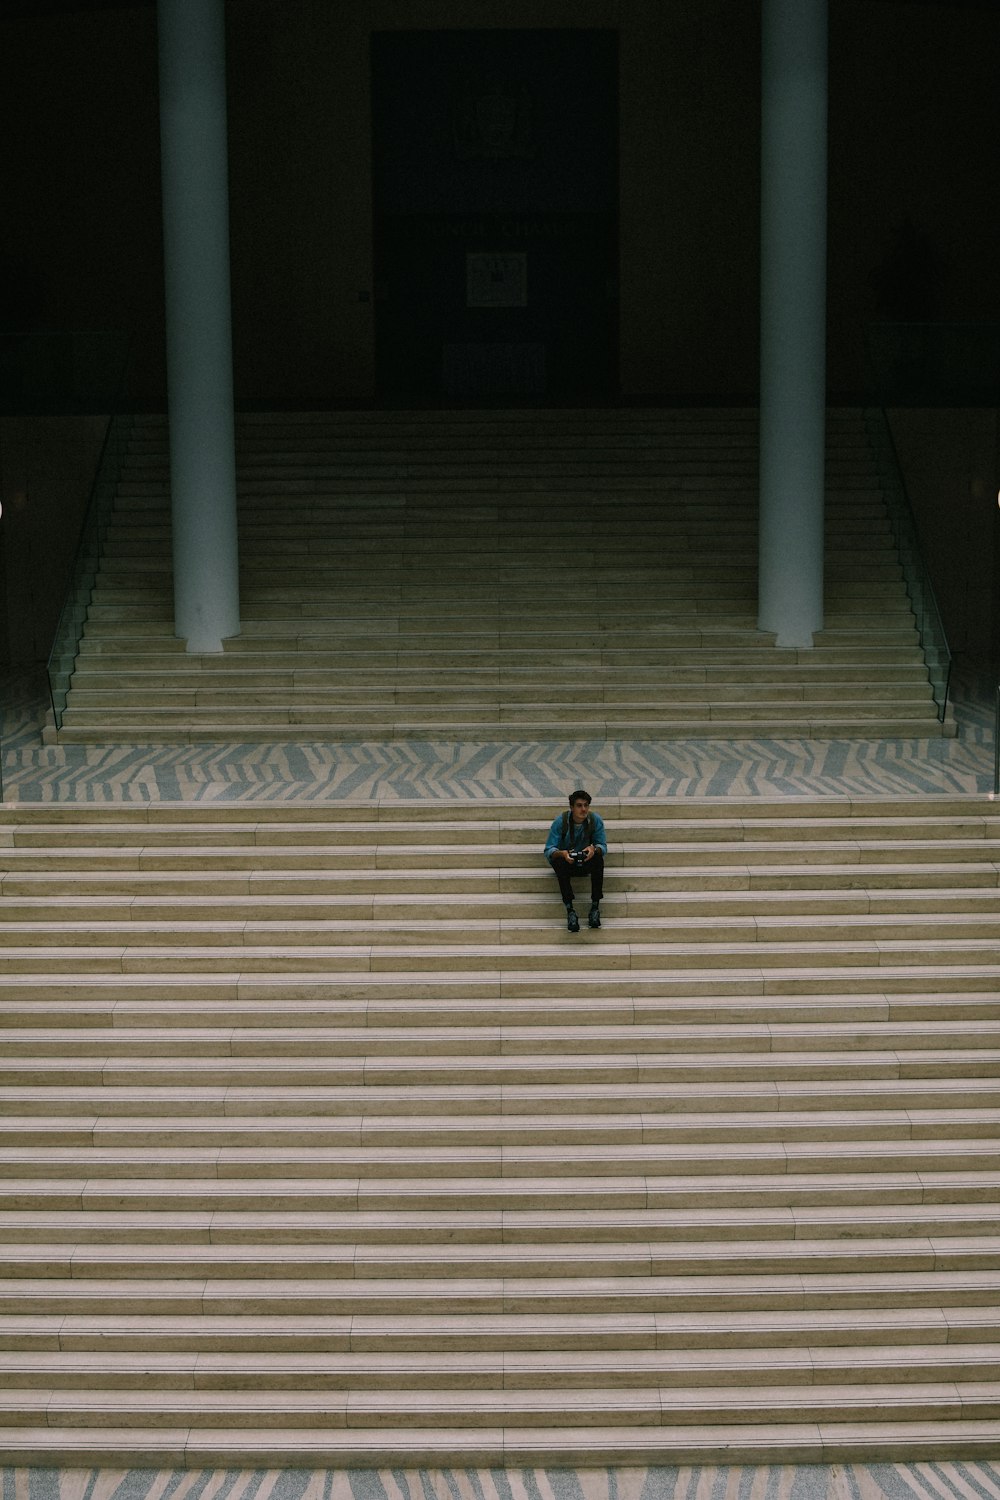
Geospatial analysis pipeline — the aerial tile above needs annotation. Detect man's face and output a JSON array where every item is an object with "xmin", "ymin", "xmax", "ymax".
[{"xmin": 571, "ymin": 798, "xmax": 591, "ymax": 824}]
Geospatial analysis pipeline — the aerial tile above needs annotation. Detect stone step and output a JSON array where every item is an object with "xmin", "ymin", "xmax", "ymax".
[
  {"xmin": 27, "ymin": 802, "xmax": 985, "ymax": 866},
  {"xmin": 4, "ymin": 1168, "xmax": 997, "ymax": 1213},
  {"xmin": 3, "ymin": 1201, "xmax": 998, "ymax": 1244},
  {"xmin": 72, "ymin": 642, "xmax": 925, "ymax": 665},
  {"xmin": 4, "ymin": 991, "xmax": 1000, "ymax": 1030},
  {"xmin": 2, "ymin": 1380, "xmax": 1000, "ymax": 1432},
  {"xmin": 62, "ymin": 683, "xmax": 932, "ymax": 709},
  {"xmin": 1, "ymin": 1130, "xmax": 998, "ymax": 1181},
  {"xmin": 3, "ymin": 1231, "xmax": 999, "ymax": 1278},
  {"xmin": 39, "ymin": 1017, "xmax": 999, "ymax": 1056},
  {"xmin": 1, "ymin": 913, "xmax": 999, "ymax": 952},
  {"xmin": 4, "ymin": 1421, "xmax": 999, "ymax": 1468},
  {"xmin": 68, "ymin": 659, "xmax": 931, "ymax": 682},
  {"xmin": 5, "ymin": 1047, "xmax": 996, "ymax": 1090},
  {"xmin": 3, "ymin": 862, "xmax": 994, "ymax": 896},
  {"xmin": 2, "ymin": 1268, "xmax": 998, "ymax": 1315},
  {"xmin": 2, "ymin": 1097, "xmax": 998, "ymax": 1139},
  {"xmin": 3, "ymin": 1342, "xmax": 999, "ymax": 1387},
  {"xmin": 4, "ymin": 888, "xmax": 998, "ymax": 926},
  {"xmin": 1, "ymin": 935, "xmax": 995, "ymax": 973},
  {"xmin": 53, "ymin": 718, "xmax": 949, "ymax": 745}
]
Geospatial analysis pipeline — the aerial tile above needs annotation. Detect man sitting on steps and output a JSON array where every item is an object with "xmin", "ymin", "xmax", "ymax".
[{"xmin": 544, "ymin": 789, "xmax": 607, "ymax": 932}]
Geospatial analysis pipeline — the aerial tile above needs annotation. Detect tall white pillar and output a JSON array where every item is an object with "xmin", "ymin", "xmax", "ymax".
[
  {"xmin": 158, "ymin": 0, "xmax": 239, "ymax": 652},
  {"xmin": 758, "ymin": 0, "xmax": 828, "ymax": 648}
]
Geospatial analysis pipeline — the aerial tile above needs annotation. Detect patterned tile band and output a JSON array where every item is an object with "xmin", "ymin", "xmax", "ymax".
[
  {"xmin": 4, "ymin": 1466, "xmax": 1000, "ymax": 1500},
  {"xmin": 0, "ymin": 670, "xmax": 995, "ymax": 804}
]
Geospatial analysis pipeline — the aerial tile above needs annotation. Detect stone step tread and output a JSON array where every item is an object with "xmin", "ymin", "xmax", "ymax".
[
  {"xmin": 4, "ymin": 1170, "xmax": 997, "ymax": 1211},
  {"xmin": 73, "ymin": 645, "xmax": 925, "ymax": 665},
  {"xmin": 6, "ymin": 815, "xmax": 994, "ymax": 841},
  {"xmin": 3, "ymin": 849, "xmax": 994, "ymax": 873},
  {"xmin": 4, "ymin": 1017, "xmax": 1000, "ymax": 1045},
  {"xmin": 66, "ymin": 691, "xmax": 934, "ymax": 711},
  {"xmin": 71, "ymin": 634, "xmax": 923, "ymax": 652},
  {"xmin": 5, "ymin": 1055, "xmax": 998, "ymax": 1091},
  {"xmin": 66, "ymin": 679, "xmax": 932, "ymax": 699},
  {"xmin": 4, "ymin": 1342, "xmax": 999, "ymax": 1386},
  {"xmin": 2, "ymin": 876, "xmax": 996, "ymax": 904},
  {"xmin": 5, "ymin": 1421, "xmax": 1000, "ymax": 1467},
  {"xmin": 0, "ymin": 956, "xmax": 992, "ymax": 986},
  {"xmin": 1, "ymin": 1264, "xmax": 998, "ymax": 1298},
  {"xmin": 3, "ymin": 846, "xmax": 994, "ymax": 875},
  {"xmin": 1, "ymin": 1200, "xmax": 995, "ymax": 1236},
  {"xmin": 4, "ymin": 1301, "xmax": 995, "ymax": 1351},
  {"xmin": 4, "ymin": 886, "xmax": 998, "ymax": 913},
  {"xmin": 3, "ymin": 990, "xmax": 996, "ymax": 1019},
  {"xmin": 1, "ymin": 1235, "xmax": 998, "ymax": 1278},
  {"xmin": 1, "ymin": 940, "xmax": 997, "ymax": 975},
  {"xmin": 2, "ymin": 1143, "xmax": 998, "ymax": 1184},
  {"xmin": 4, "ymin": 1075, "xmax": 997, "ymax": 1111},
  {"xmin": 3, "ymin": 1107, "xmax": 997, "ymax": 1145},
  {"xmin": 67, "ymin": 646, "xmax": 922, "ymax": 663},
  {"xmin": 3, "ymin": 1089, "xmax": 996, "ymax": 1120},
  {"xmin": 18, "ymin": 810, "xmax": 989, "ymax": 840},
  {"xmin": 1, "ymin": 922, "xmax": 997, "ymax": 955},
  {"xmin": 57, "ymin": 721, "xmax": 945, "ymax": 742},
  {"xmin": 2, "ymin": 1381, "xmax": 1000, "ymax": 1428}
]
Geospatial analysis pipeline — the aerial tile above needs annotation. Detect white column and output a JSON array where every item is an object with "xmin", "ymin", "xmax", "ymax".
[
  {"xmin": 758, "ymin": 0, "xmax": 828, "ymax": 648},
  {"xmin": 158, "ymin": 0, "xmax": 239, "ymax": 652}
]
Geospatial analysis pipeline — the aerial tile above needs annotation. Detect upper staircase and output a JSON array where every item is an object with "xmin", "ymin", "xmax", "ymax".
[{"xmin": 51, "ymin": 408, "xmax": 950, "ymax": 744}]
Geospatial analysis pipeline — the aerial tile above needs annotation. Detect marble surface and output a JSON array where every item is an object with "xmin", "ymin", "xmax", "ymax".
[
  {"xmin": 3, "ymin": 1465, "xmax": 1000, "ymax": 1500},
  {"xmin": 1, "ymin": 672, "xmax": 998, "ymax": 1489},
  {"xmin": 0, "ymin": 668, "xmax": 996, "ymax": 805}
]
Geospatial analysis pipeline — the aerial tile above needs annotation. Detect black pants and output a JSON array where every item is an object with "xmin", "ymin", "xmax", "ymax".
[{"xmin": 550, "ymin": 850, "xmax": 604, "ymax": 905}]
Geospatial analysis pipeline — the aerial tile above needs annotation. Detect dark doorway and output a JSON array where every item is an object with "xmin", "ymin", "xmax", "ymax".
[{"xmin": 372, "ymin": 29, "xmax": 619, "ymax": 404}]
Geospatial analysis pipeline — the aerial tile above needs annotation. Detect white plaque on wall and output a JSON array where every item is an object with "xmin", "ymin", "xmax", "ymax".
[{"xmin": 466, "ymin": 253, "xmax": 527, "ymax": 308}]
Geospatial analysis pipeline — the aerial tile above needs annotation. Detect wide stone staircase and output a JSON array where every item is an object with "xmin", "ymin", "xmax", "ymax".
[
  {"xmin": 0, "ymin": 795, "xmax": 998, "ymax": 1465},
  {"xmin": 50, "ymin": 408, "xmax": 950, "ymax": 743}
]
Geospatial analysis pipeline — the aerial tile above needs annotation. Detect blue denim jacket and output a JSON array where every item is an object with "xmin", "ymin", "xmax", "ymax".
[{"xmin": 544, "ymin": 809, "xmax": 607, "ymax": 860}]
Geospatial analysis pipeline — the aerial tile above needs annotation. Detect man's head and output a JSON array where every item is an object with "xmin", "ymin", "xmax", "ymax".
[{"xmin": 568, "ymin": 789, "xmax": 592, "ymax": 823}]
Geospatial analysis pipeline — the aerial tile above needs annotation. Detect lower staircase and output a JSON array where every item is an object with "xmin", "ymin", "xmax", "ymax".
[
  {"xmin": 50, "ymin": 408, "xmax": 950, "ymax": 743},
  {"xmin": 0, "ymin": 795, "xmax": 998, "ymax": 1464}
]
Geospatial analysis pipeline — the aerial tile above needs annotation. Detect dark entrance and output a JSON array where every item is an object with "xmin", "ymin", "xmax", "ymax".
[{"xmin": 372, "ymin": 29, "xmax": 619, "ymax": 404}]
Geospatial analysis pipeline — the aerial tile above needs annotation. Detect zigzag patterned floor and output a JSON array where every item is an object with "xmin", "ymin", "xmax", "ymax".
[
  {"xmin": 3, "ymin": 1462, "xmax": 999, "ymax": 1500},
  {"xmin": 0, "ymin": 668, "xmax": 996, "ymax": 804}
]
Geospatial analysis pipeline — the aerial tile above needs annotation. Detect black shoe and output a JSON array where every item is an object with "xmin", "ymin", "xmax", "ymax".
[
  {"xmin": 588, "ymin": 903, "xmax": 601, "ymax": 929},
  {"xmin": 566, "ymin": 906, "xmax": 580, "ymax": 933}
]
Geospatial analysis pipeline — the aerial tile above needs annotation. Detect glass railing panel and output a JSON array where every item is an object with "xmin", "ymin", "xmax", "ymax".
[
  {"xmin": 0, "ymin": 331, "xmax": 132, "ymax": 732},
  {"xmin": 860, "ymin": 321, "xmax": 991, "ymax": 728},
  {"xmin": 862, "ymin": 403, "xmax": 952, "ymax": 723},
  {"xmin": 45, "ymin": 414, "xmax": 132, "ymax": 728}
]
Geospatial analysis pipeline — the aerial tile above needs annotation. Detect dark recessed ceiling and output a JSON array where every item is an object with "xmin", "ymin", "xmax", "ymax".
[
  {"xmin": 2, "ymin": 0, "xmax": 155, "ymax": 15},
  {"xmin": 1, "ymin": 0, "xmax": 997, "ymax": 13}
]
